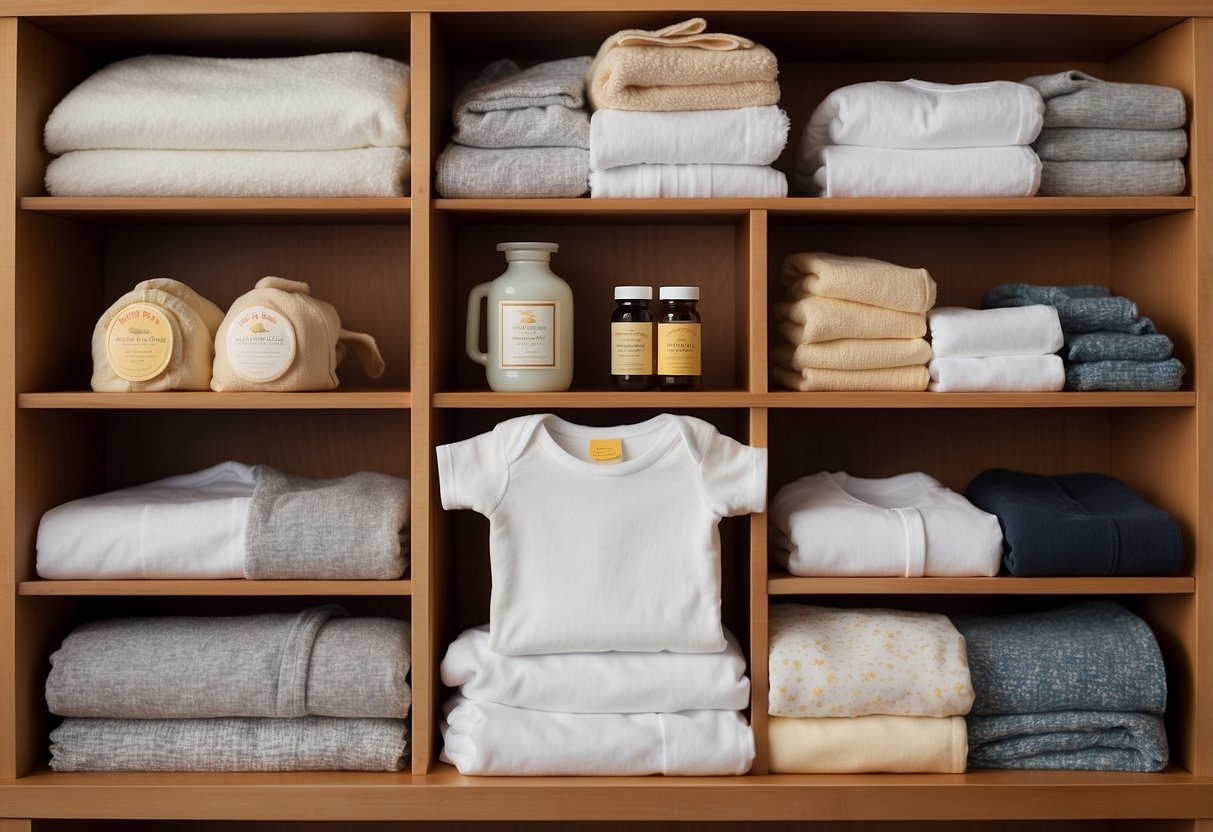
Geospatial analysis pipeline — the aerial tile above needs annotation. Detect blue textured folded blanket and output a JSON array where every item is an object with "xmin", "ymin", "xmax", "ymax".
[
  {"xmin": 968, "ymin": 711, "xmax": 1168, "ymax": 771},
  {"xmin": 1063, "ymin": 331, "xmax": 1173, "ymax": 363},
  {"xmin": 982, "ymin": 284, "xmax": 1155, "ymax": 334},
  {"xmin": 964, "ymin": 469, "xmax": 1183, "ymax": 576},
  {"xmin": 1065, "ymin": 358, "xmax": 1185, "ymax": 391}
]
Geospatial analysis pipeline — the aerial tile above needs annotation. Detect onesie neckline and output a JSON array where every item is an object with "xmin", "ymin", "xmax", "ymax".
[
  {"xmin": 523, "ymin": 413, "xmax": 685, "ymax": 476},
  {"xmin": 826, "ymin": 471, "xmax": 935, "ymax": 510}
]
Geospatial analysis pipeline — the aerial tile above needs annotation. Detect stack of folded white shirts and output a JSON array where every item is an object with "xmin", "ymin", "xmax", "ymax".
[
  {"xmin": 585, "ymin": 18, "xmax": 788, "ymax": 198},
  {"xmin": 927, "ymin": 305, "xmax": 1065, "ymax": 392},
  {"xmin": 47, "ymin": 607, "xmax": 411, "ymax": 771},
  {"xmin": 440, "ymin": 626, "xmax": 754, "ymax": 775},
  {"xmin": 772, "ymin": 252, "xmax": 935, "ymax": 391},
  {"xmin": 797, "ymin": 79, "xmax": 1044, "ymax": 197},
  {"xmin": 44, "ymin": 53, "xmax": 410, "ymax": 197},
  {"xmin": 768, "ymin": 605, "xmax": 973, "ymax": 773},
  {"xmin": 435, "ymin": 57, "xmax": 592, "ymax": 198}
]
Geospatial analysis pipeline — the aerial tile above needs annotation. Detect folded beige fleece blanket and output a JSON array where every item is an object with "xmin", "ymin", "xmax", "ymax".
[
  {"xmin": 768, "ymin": 715, "xmax": 968, "ymax": 773},
  {"xmin": 772, "ymin": 364, "xmax": 929, "ymax": 392},
  {"xmin": 776, "ymin": 296, "xmax": 927, "ymax": 344},
  {"xmin": 782, "ymin": 252, "xmax": 937, "ymax": 314},
  {"xmin": 773, "ymin": 338, "xmax": 932, "ymax": 372},
  {"xmin": 587, "ymin": 18, "xmax": 780, "ymax": 112}
]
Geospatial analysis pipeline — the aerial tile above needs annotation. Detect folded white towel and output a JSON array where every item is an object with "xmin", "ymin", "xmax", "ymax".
[
  {"xmin": 590, "ymin": 163, "xmax": 787, "ymax": 198},
  {"xmin": 45, "ymin": 148, "xmax": 409, "ymax": 198},
  {"xmin": 589, "ymin": 106, "xmax": 789, "ymax": 171},
  {"xmin": 800, "ymin": 145, "xmax": 1041, "ymax": 198},
  {"xmin": 441, "ymin": 625, "xmax": 750, "ymax": 713},
  {"xmin": 46, "ymin": 52, "xmax": 410, "ymax": 153},
  {"xmin": 928, "ymin": 305, "xmax": 1063, "ymax": 358},
  {"xmin": 806, "ymin": 79, "xmax": 1043, "ymax": 152},
  {"xmin": 440, "ymin": 697, "xmax": 755, "ymax": 776},
  {"xmin": 928, "ymin": 355, "xmax": 1066, "ymax": 392}
]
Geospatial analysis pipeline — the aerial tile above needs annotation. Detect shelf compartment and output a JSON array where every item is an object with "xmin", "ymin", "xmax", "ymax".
[
  {"xmin": 760, "ymin": 392, "xmax": 1196, "ymax": 408},
  {"xmin": 768, "ymin": 575, "xmax": 1197, "ymax": 595},
  {"xmin": 20, "ymin": 197, "xmax": 411, "ymax": 224},
  {"xmin": 17, "ymin": 390, "xmax": 412, "ymax": 410},
  {"xmin": 17, "ymin": 580, "xmax": 413, "ymax": 596}
]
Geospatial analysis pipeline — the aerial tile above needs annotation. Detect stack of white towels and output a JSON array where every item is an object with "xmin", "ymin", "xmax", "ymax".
[
  {"xmin": 797, "ymin": 79, "xmax": 1044, "ymax": 198},
  {"xmin": 585, "ymin": 18, "xmax": 789, "ymax": 198},
  {"xmin": 927, "ymin": 306, "xmax": 1065, "ymax": 392},
  {"xmin": 45, "ymin": 53, "xmax": 411, "ymax": 197}
]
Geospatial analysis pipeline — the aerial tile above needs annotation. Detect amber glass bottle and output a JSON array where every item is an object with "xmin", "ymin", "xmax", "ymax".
[
  {"xmin": 656, "ymin": 286, "xmax": 701, "ymax": 391},
  {"xmin": 610, "ymin": 286, "xmax": 654, "ymax": 391}
]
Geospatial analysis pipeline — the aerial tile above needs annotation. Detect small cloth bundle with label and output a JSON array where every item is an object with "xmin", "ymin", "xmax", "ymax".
[
  {"xmin": 212, "ymin": 276, "xmax": 385, "ymax": 392},
  {"xmin": 92, "ymin": 278, "xmax": 224, "ymax": 392}
]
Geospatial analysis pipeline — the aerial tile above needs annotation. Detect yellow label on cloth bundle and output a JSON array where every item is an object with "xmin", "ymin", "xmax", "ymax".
[
  {"xmin": 105, "ymin": 302, "xmax": 173, "ymax": 382},
  {"xmin": 227, "ymin": 305, "xmax": 297, "ymax": 382}
]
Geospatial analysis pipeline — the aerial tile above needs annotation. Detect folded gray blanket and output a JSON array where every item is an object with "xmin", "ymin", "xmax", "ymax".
[
  {"xmin": 1039, "ymin": 160, "xmax": 1185, "ymax": 196},
  {"xmin": 1065, "ymin": 357, "xmax": 1185, "ymax": 391},
  {"xmin": 246, "ymin": 468, "xmax": 409, "ymax": 580},
  {"xmin": 1034, "ymin": 127, "xmax": 1187, "ymax": 162},
  {"xmin": 452, "ymin": 57, "xmax": 591, "ymax": 149},
  {"xmin": 434, "ymin": 143, "xmax": 589, "ymax": 198},
  {"xmin": 46, "ymin": 606, "xmax": 411, "ymax": 719},
  {"xmin": 1064, "ymin": 331, "xmax": 1173, "ymax": 363},
  {"xmin": 982, "ymin": 284, "xmax": 1155, "ymax": 334},
  {"xmin": 952, "ymin": 602, "xmax": 1166, "ymax": 716},
  {"xmin": 50, "ymin": 716, "xmax": 407, "ymax": 771},
  {"xmin": 968, "ymin": 711, "xmax": 1167, "ymax": 771},
  {"xmin": 1022, "ymin": 71, "xmax": 1187, "ymax": 130}
]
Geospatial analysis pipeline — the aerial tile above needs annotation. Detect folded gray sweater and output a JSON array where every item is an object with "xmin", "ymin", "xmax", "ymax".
[
  {"xmin": 1034, "ymin": 127, "xmax": 1187, "ymax": 162},
  {"xmin": 434, "ymin": 143, "xmax": 589, "ymax": 198},
  {"xmin": 46, "ymin": 606, "xmax": 411, "ymax": 719},
  {"xmin": 1022, "ymin": 71, "xmax": 1187, "ymax": 130},
  {"xmin": 1038, "ymin": 160, "xmax": 1185, "ymax": 197},
  {"xmin": 452, "ymin": 57, "xmax": 591, "ymax": 149}
]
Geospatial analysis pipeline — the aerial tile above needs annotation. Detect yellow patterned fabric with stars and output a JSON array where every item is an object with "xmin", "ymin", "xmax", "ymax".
[{"xmin": 768, "ymin": 604, "xmax": 974, "ymax": 719}]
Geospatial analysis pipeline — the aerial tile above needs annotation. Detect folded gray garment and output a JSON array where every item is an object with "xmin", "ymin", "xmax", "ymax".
[
  {"xmin": 46, "ymin": 606, "xmax": 411, "ymax": 719},
  {"xmin": 1065, "ymin": 357, "xmax": 1185, "ymax": 391},
  {"xmin": 50, "ymin": 716, "xmax": 407, "ymax": 772},
  {"xmin": 1022, "ymin": 71, "xmax": 1187, "ymax": 130},
  {"xmin": 1039, "ymin": 160, "xmax": 1185, "ymax": 196},
  {"xmin": 435, "ymin": 143, "xmax": 588, "ymax": 198},
  {"xmin": 1064, "ymin": 331, "xmax": 1173, "ymax": 363},
  {"xmin": 452, "ymin": 57, "xmax": 591, "ymax": 149},
  {"xmin": 1034, "ymin": 128, "xmax": 1187, "ymax": 162},
  {"xmin": 982, "ymin": 284, "xmax": 1156, "ymax": 335},
  {"xmin": 246, "ymin": 468, "xmax": 409, "ymax": 580},
  {"xmin": 968, "ymin": 711, "xmax": 1168, "ymax": 772},
  {"xmin": 953, "ymin": 602, "xmax": 1167, "ymax": 716}
]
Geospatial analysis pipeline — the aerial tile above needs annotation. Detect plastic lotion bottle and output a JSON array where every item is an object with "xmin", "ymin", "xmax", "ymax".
[{"xmin": 466, "ymin": 242, "xmax": 574, "ymax": 392}]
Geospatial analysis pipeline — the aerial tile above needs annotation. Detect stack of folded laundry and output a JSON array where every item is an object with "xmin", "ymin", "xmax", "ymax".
[
  {"xmin": 955, "ymin": 602, "xmax": 1168, "ymax": 771},
  {"xmin": 798, "ymin": 79, "xmax": 1044, "ymax": 197},
  {"xmin": 772, "ymin": 253, "xmax": 935, "ymax": 391},
  {"xmin": 435, "ymin": 57, "xmax": 592, "ymax": 198},
  {"xmin": 1022, "ymin": 70, "xmax": 1187, "ymax": 196},
  {"xmin": 44, "ymin": 53, "xmax": 411, "ymax": 197},
  {"xmin": 768, "ymin": 605, "xmax": 973, "ymax": 773},
  {"xmin": 440, "ymin": 626, "xmax": 753, "ymax": 775},
  {"xmin": 926, "ymin": 305, "xmax": 1065, "ymax": 392},
  {"xmin": 36, "ymin": 462, "xmax": 410, "ymax": 580},
  {"xmin": 585, "ymin": 18, "xmax": 787, "ymax": 198},
  {"xmin": 47, "ymin": 607, "xmax": 411, "ymax": 771},
  {"xmin": 965, "ymin": 468, "xmax": 1183, "ymax": 576},
  {"xmin": 770, "ymin": 471, "xmax": 1003, "ymax": 576},
  {"xmin": 982, "ymin": 283, "xmax": 1185, "ymax": 391}
]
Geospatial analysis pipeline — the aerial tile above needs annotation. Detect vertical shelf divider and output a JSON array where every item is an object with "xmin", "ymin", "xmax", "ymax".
[
  {"xmin": 0, "ymin": 15, "xmax": 17, "ymax": 784},
  {"xmin": 748, "ymin": 406, "xmax": 770, "ymax": 774},
  {"xmin": 746, "ymin": 209, "xmax": 769, "ymax": 394}
]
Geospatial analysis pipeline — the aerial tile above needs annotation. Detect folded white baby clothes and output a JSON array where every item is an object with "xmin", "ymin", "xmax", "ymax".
[
  {"xmin": 770, "ymin": 472, "xmax": 1002, "ymax": 577},
  {"xmin": 589, "ymin": 106, "xmax": 789, "ymax": 170},
  {"xmin": 441, "ymin": 697, "xmax": 755, "ymax": 776},
  {"xmin": 775, "ymin": 296, "xmax": 926, "ymax": 344},
  {"xmin": 806, "ymin": 79, "xmax": 1043, "ymax": 151},
  {"xmin": 928, "ymin": 305, "xmax": 1064, "ymax": 358},
  {"xmin": 589, "ymin": 163, "xmax": 787, "ymax": 198},
  {"xmin": 928, "ymin": 354, "xmax": 1066, "ymax": 392},
  {"xmin": 768, "ymin": 715, "xmax": 968, "ymax": 773},
  {"xmin": 781, "ymin": 252, "xmax": 937, "ymax": 314},
  {"xmin": 768, "ymin": 604, "xmax": 975, "ymax": 719},
  {"xmin": 441, "ymin": 626, "xmax": 750, "ymax": 713},
  {"xmin": 801, "ymin": 145, "xmax": 1041, "ymax": 198}
]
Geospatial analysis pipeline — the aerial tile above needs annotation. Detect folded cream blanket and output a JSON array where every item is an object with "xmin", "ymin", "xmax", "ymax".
[
  {"xmin": 50, "ymin": 716, "xmax": 407, "ymax": 772},
  {"xmin": 91, "ymin": 278, "xmax": 224, "ymax": 392},
  {"xmin": 773, "ymin": 338, "xmax": 932, "ymax": 371},
  {"xmin": 46, "ymin": 147, "xmax": 410, "ymax": 197},
  {"xmin": 435, "ymin": 144, "xmax": 589, "ymax": 198},
  {"xmin": 801, "ymin": 145, "xmax": 1041, "ymax": 198},
  {"xmin": 45, "ymin": 52, "xmax": 410, "ymax": 153},
  {"xmin": 769, "ymin": 715, "xmax": 968, "ymax": 773},
  {"xmin": 772, "ymin": 364, "xmax": 929, "ymax": 392},
  {"xmin": 776, "ymin": 296, "xmax": 926, "ymax": 343},
  {"xmin": 806, "ymin": 79, "xmax": 1043, "ymax": 151},
  {"xmin": 589, "ymin": 106, "xmax": 788, "ymax": 170},
  {"xmin": 927, "ymin": 305, "xmax": 1063, "ymax": 358},
  {"xmin": 590, "ymin": 163, "xmax": 786, "ymax": 198},
  {"xmin": 928, "ymin": 355, "xmax": 1066, "ymax": 392},
  {"xmin": 46, "ymin": 607, "xmax": 411, "ymax": 719},
  {"xmin": 587, "ymin": 18, "xmax": 780, "ymax": 112},
  {"xmin": 782, "ymin": 252, "xmax": 937, "ymax": 313},
  {"xmin": 452, "ymin": 57, "xmax": 591, "ymax": 149}
]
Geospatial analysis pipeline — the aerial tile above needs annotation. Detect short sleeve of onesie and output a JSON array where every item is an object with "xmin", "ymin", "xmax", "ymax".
[
  {"xmin": 695, "ymin": 426, "xmax": 768, "ymax": 518},
  {"xmin": 436, "ymin": 427, "xmax": 510, "ymax": 515}
]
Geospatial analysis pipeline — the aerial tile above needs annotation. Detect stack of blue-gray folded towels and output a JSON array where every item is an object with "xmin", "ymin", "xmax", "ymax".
[
  {"xmin": 1022, "ymin": 70, "xmax": 1187, "ymax": 196},
  {"xmin": 955, "ymin": 602, "xmax": 1168, "ymax": 772},
  {"xmin": 982, "ymin": 283, "xmax": 1184, "ymax": 391}
]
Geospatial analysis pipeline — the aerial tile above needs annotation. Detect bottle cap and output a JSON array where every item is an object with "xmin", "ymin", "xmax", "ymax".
[
  {"xmin": 614, "ymin": 286, "xmax": 653, "ymax": 300},
  {"xmin": 496, "ymin": 242, "xmax": 559, "ymax": 252},
  {"xmin": 659, "ymin": 286, "xmax": 699, "ymax": 300}
]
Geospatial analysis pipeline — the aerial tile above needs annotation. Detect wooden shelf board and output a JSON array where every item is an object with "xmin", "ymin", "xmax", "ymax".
[
  {"xmin": 17, "ymin": 580, "xmax": 412, "ymax": 596},
  {"xmin": 17, "ymin": 390, "xmax": 412, "ymax": 410},
  {"xmin": 768, "ymin": 575, "xmax": 1197, "ymax": 595},
  {"xmin": 19, "ymin": 197, "xmax": 410, "ymax": 223},
  {"xmin": 759, "ymin": 391, "xmax": 1196, "ymax": 408},
  {"xmin": 433, "ymin": 389, "xmax": 754, "ymax": 408}
]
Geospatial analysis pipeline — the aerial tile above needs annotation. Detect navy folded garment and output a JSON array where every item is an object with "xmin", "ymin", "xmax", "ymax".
[
  {"xmin": 1065, "ymin": 358, "xmax": 1185, "ymax": 391},
  {"xmin": 965, "ymin": 469, "xmax": 1183, "ymax": 576},
  {"xmin": 982, "ymin": 284, "xmax": 1156, "ymax": 334},
  {"xmin": 967, "ymin": 711, "xmax": 1168, "ymax": 771},
  {"xmin": 1063, "ymin": 331, "xmax": 1173, "ymax": 364}
]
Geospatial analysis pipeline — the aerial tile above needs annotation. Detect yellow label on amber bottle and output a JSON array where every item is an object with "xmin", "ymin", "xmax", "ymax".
[
  {"xmin": 588, "ymin": 438, "xmax": 623, "ymax": 462},
  {"xmin": 658, "ymin": 322, "xmax": 701, "ymax": 376},
  {"xmin": 611, "ymin": 322, "xmax": 653, "ymax": 375},
  {"xmin": 105, "ymin": 302, "xmax": 174, "ymax": 382}
]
